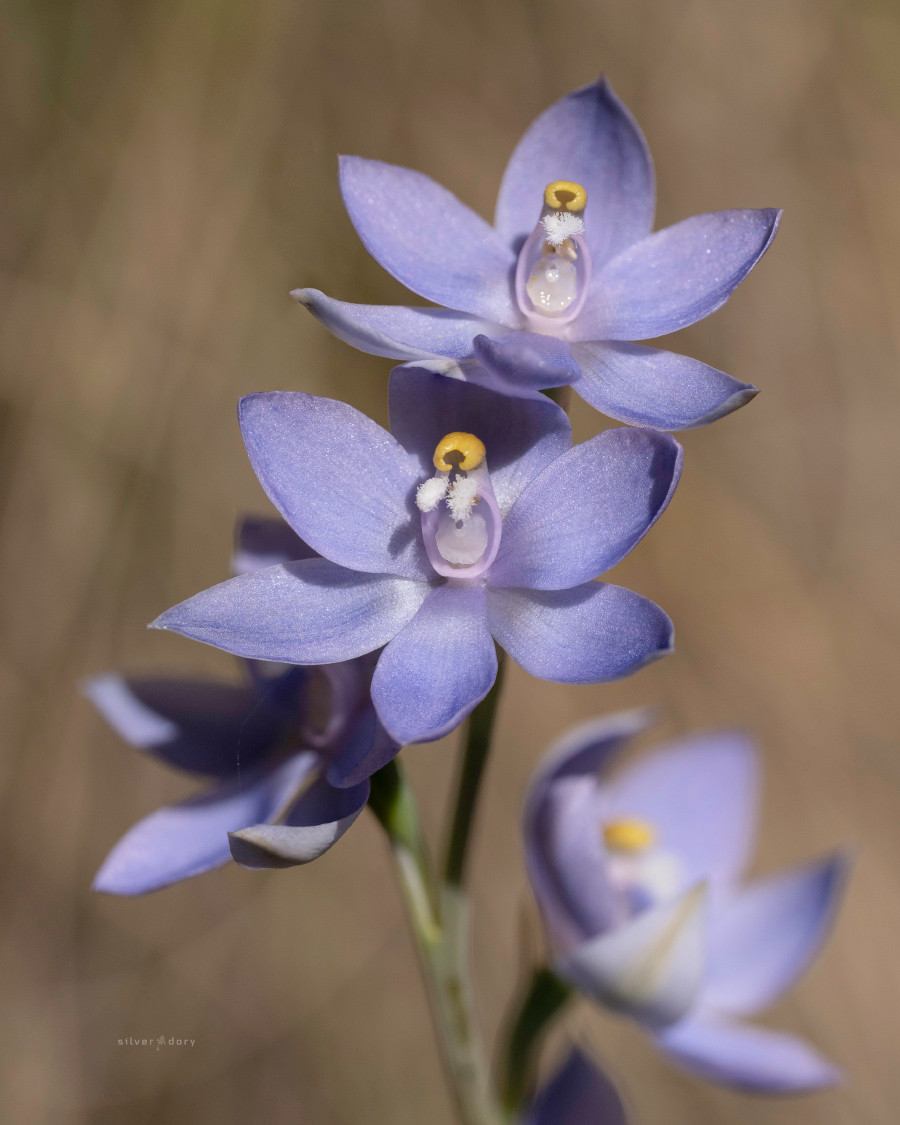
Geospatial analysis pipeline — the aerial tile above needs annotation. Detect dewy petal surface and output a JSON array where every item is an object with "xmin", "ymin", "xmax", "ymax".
[
  {"xmin": 93, "ymin": 755, "xmax": 316, "ymax": 895},
  {"xmin": 84, "ymin": 674, "xmax": 293, "ymax": 778},
  {"xmin": 488, "ymin": 584, "xmax": 673, "ymax": 683},
  {"xmin": 557, "ymin": 885, "xmax": 708, "ymax": 1028},
  {"xmin": 292, "ymin": 289, "xmax": 506, "ymax": 362},
  {"xmin": 571, "ymin": 341, "xmax": 758, "ymax": 431},
  {"xmin": 371, "ymin": 584, "xmax": 497, "ymax": 744},
  {"xmin": 489, "ymin": 427, "xmax": 682, "ymax": 590},
  {"xmin": 152, "ymin": 559, "xmax": 429, "ymax": 665},
  {"xmin": 603, "ymin": 732, "xmax": 758, "ymax": 892},
  {"xmin": 655, "ymin": 1017, "xmax": 842, "ymax": 1093},
  {"xmin": 523, "ymin": 1047, "xmax": 628, "ymax": 1125},
  {"xmin": 524, "ymin": 710, "xmax": 659, "ymax": 951},
  {"xmin": 240, "ymin": 392, "xmax": 429, "ymax": 579},
  {"xmin": 388, "ymin": 367, "xmax": 571, "ymax": 515},
  {"xmin": 495, "ymin": 78, "xmax": 655, "ymax": 268},
  {"xmin": 701, "ymin": 854, "xmax": 849, "ymax": 1016},
  {"xmin": 339, "ymin": 156, "xmax": 518, "ymax": 324},
  {"xmin": 578, "ymin": 209, "xmax": 782, "ymax": 341},
  {"xmin": 229, "ymin": 775, "xmax": 370, "ymax": 869}
]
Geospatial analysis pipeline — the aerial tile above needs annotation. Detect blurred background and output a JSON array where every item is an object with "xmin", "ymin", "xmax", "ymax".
[{"xmin": 2, "ymin": 0, "xmax": 899, "ymax": 1120}]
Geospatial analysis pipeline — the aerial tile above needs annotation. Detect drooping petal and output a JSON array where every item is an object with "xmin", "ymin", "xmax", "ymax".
[
  {"xmin": 472, "ymin": 332, "xmax": 581, "ymax": 392},
  {"xmin": 495, "ymin": 78, "xmax": 655, "ymax": 268},
  {"xmin": 603, "ymin": 731, "xmax": 758, "ymax": 892},
  {"xmin": 388, "ymin": 367, "xmax": 571, "ymax": 515},
  {"xmin": 655, "ymin": 1016, "xmax": 842, "ymax": 1093},
  {"xmin": 557, "ymin": 885, "xmax": 708, "ymax": 1028},
  {"xmin": 229, "ymin": 774, "xmax": 370, "ymax": 868},
  {"xmin": 701, "ymin": 854, "xmax": 849, "ymax": 1016},
  {"xmin": 151, "ymin": 559, "xmax": 429, "ymax": 665},
  {"xmin": 524, "ymin": 710, "xmax": 658, "ymax": 952},
  {"xmin": 571, "ymin": 341, "xmax": 758, "ymax": 431},
  {"xmin": 93, "ymin": 754, "xmax": 316, "ymax": 895},
  {"xmin": 232, "ymin": 514, "xmax": 316, "ymax": 574},
  {"xmin": 488, "ymin": 585, "xmax": 673, "ymax": 683},
  {"xmin": 84, "ymin": 673, "xmax": 296, "ymax": 779},
  {"xmin": 577, "ymin": 209, "xmax": 782, "ymax": 341},
  {"xmin": 371, "ymin": 584, "xmax": 497, "ymax": 744},
  {"xmin": 524, "ymin": 1047, "xmax": 629, "ymax": 1125},
  {"xmin": 239, "ymin": 392, "xmax": 429, "ymax": 580},
  {"xmin": 291, "ymin": 288, "xmax": 504, "ymax": 361},
  {"xmin": 339, "ymin": 156, "xmax": 518, "ymax": 324},
  {"xmin": 488, "ymin": 427, "xmax": 682, "ymax": 590},
  {"xmin": 324, "ymin": 705, "xmax": 400, "ymax": 789}
]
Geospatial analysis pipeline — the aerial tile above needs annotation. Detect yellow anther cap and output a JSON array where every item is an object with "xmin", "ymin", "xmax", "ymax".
[
  {"xmin": 603, "ymin": 818, "xmax": 656, "ymax": 853},
  {"xmin": 432, "ymin": 432, "xmax": 486, "ymax": 472},
  {"xmin": 544, "ymin": 181, "xmax": 588, "ymax": 212}
]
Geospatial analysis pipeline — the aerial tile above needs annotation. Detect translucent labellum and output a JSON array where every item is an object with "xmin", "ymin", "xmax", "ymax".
[{"xmin": 515, "ymin": 180, "xmax": 592, "ymax": 326}]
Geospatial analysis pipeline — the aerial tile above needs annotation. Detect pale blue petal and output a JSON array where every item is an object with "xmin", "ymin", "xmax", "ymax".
[
  {"xmin": 487, "ymin": 584, "xmax": 673, "ymax": 683},
  {"xmin": 372, "ymin": 584, "xmax": 497, "ymax": 744},
  {"xmin": 151, "ymin": 559, "xmax": 429, "ymax": 665},
  {"xmin": 239, "ymin": 392, "xmax": 429, "ymax": 580},
  {"xmin": 339, "ymin": 156, "xmax": 518, "ymax": 324},
  {"xmin": 495, "ymin": 78, "xmax": 655, "ymax": 267},
  {"xmin": 232, "ymin": 515, "xmax": 315, "ymax": 575},
  {"xmin": 524, "ymin": 1047, "xmax": 628, "ymax": 1125},
  {"xmin": 472, "ymin": 332, "xmax": 581, "ymax": 392}
]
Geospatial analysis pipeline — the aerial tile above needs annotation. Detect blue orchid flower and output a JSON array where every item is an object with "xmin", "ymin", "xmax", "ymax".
[
  {"xmin": 294, "ymin": 78, "xmax": 780, "ymax": 430},
  {"xmin": 86, "ymin": 517, "xmax": 397, "ymax": 893},
  {"xmin": 523, "ymin": 710, "xmax": 849, "ymax": 1093},
  {"xmin": 151, "ymin": 373, "xmax": 681, "ymax": 745}
]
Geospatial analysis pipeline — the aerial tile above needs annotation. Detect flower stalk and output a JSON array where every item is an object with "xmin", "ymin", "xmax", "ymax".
[{"xmin": 498, "ymin": 967, "xmax": 573, "ymax": 1117}]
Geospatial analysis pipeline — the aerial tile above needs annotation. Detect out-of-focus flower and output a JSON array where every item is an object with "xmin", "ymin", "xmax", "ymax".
[
  {"xmin": 294, "ymin": 78, "xmax": 780, "ymax": 430},
  {"xmin": 522, "ymin": 1047, "xmax": 628, "ymax": 1124},
  {"xmin": 86, "ymin": 518, "xmax": 397, "ymax": 894},
  {"xmin": 524, "ymin": 711, "xmax": 848, "ymax": 1093},
  {"xmin": 151, "ymin": 373, "xmax": 681, "ymax": 745}
]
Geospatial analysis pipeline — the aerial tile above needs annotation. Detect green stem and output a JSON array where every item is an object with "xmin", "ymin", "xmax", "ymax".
[
  {"xmin": 443, "ymin": 652, "xmax": 505, "ymax": 887},
  {"xmin": 369, "ymin": 761, "xmax": 502, "ymax": 1125},
  {"xmin": 499, "ymin": 967, "xmax": 573, "ymax": 1117}
]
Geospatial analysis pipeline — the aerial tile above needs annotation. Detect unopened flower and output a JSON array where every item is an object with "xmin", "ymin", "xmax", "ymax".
[
  {"xmin": 523, "ymin": 711, "xmax": 848, "ymax": 1092},
  {"xmin": 522, "ymin": 1047, "xmax": 627, "ymax": 1124},
  {"xmin": 293, "ymin": 78, "xmax": 780, "ymax": 430},
  {"xmin": 151, "ymin": 374, "xmax": 681, "ymax": 745},
  {"xmin": 86, "ymin": 518, "xmax": 397, "ymax": 894}
]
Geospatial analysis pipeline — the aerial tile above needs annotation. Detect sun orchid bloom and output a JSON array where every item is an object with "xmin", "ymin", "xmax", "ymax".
[
  {"xmin": 522, "ymin": 1047, "xmax": 628, "ymax": 1124},
  {"xmin": 86, "ymin": 518, "xmax": 397, "ymax": 893},
  {"xmin": 151, "ymin": 373, "xmax": 681, "ymax": 745},
  {"xmin": 524, "ymin": 710, "xmax": 849, "ymax": 1093},
  {"xmin": 294, "ymin": 78, "xmax": 780, "ymax": 430}
]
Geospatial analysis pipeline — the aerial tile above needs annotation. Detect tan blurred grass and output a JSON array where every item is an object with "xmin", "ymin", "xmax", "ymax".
[{"xmin": 1, "ymin": 0, "xmax": 899, "ymax": 1121}]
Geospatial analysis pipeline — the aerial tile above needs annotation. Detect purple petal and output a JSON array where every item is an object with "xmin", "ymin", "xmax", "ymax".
[
  {"xmin": 655, "ymin": 1017, "xmax": 842, "ymax": 1093},
  {"xmin": 388, "ymin": 367, "xmax": 571, "ymax": 515},
  {"xmin": 371, "ymin": 584, "xmax": 497, "ymax": 744},
  {"xmin": 239, "ymin": 392, "xmax": 429, "ymax": 580},
  {"xmin": 229, "ymin": 775, "xmax": 370, "ymax": 868},
  {"xmin": 495, "ymin": 78, "xmax": 655, "ymax": 268},
  {"xmin": 93, "ymin": 754, "xmax": 316, "ymax": 895},
  {"xmin": 84, "ymin": 673, "xmax": 298, "ymax": 779},
  {"xmin": 604, "ymin": 731, "xmax": 758, "ymax": 892},
  {"xmin": 571, "ymin": 341, "xmax": 758, "ymax": 431},
  {"xmin": 524, "ymin": 1047, "xmax": 628, "ymax": 1125},
  {"xmin": 488, "ymin": 427, "xmax": 682, "ymax": 590},
  {"xmin": 233, "ymin": 514, "xmax": 316, "ymax": 575},
  {"xmin": 488, "ymin": 585, "xmax": 673, "ymax": 683},
  {"xmin": 578, "ymin": 209, "xmax": 782, "ymax": 341},
  {"xmin": 151, "ymin": 559, "xmax": 429, "ymax": 665},
  {"xmin": 524, "ymin": 711, "xmax": 658, "ymax": 952},
  {"xmin": 291, "ymin": 288, "xmax": 504, "ymax": 361},
  {"xmin": 557, "ymin": 885, "xmax": 708, "ymax": 1028},
  {"xmin": 325, "ymin": 706, "xmax": 400, "ymax": 790},
  {"xmin": 702, "ymin": 854, "xmax": 849, "ymax": 1016},
  {"xmin": 472, "ymin": 333, "xmax": 581, "ymax": 392},
  {"xmin": 339, "ymin": 156, "xmax": 518, "ymax": 324}
]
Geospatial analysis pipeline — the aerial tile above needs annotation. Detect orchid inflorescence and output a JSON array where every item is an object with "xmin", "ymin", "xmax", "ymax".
[{"xmin": 87, "ymin": 78, "xmax": 847, "ymax": 1122}]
